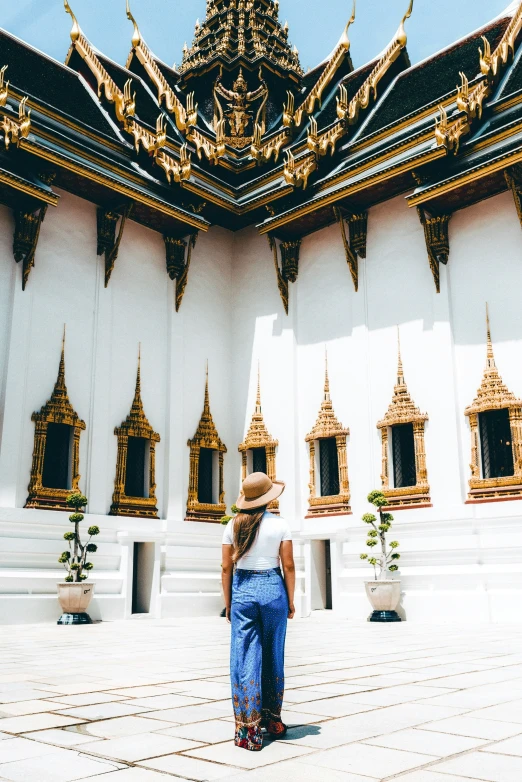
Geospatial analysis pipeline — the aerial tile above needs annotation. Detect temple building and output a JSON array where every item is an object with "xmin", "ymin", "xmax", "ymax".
[{"xmin": 1, "ymin": 0, "xmax": 522, "ymax": 623}]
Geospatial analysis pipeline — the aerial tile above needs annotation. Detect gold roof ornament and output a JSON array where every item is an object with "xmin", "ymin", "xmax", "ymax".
[
  {"xmin": 239, "ymin": 365, "xmax": 278, "ymax": 451},
  {"xmin": 377, "ymin": 330, "xmax": 428, "ymax": 429},
  {"xmin": 188, "ymin": 363, "xmax": 227, "ymax": 452},
  {"xmin": 306, "ymin": 352, "xmax": 349, "ymax": 441},
  {"xmin": 465, "ymin": 306, "xmax": 522, "ymax": 416}
]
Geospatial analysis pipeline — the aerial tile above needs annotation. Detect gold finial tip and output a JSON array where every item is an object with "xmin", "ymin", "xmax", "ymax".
[
  {"xmin": 126, "ymin": 0, "xmax": 141, "ymax": 47},
  {"xmin": 396, "ymin": 0, "xmax": 414, "ymax": 46},
  {"xmin": 64, "ymin": 0, "xmax": 80, "ymax": 41},
  {"xmin": 340, "ymin": 0, "xmax": 356, "ymax": 48}
]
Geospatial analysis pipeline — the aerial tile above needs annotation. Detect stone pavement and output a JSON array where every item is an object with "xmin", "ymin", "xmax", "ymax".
[{"xmin": 1, "ymin": 615, "xmax": 522, "ymax": 781}]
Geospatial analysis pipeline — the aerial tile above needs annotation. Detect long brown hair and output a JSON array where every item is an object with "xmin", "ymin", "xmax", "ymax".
[{"xmin": 232, "ymin": 506, "xmax": 267, "ymax": 563}]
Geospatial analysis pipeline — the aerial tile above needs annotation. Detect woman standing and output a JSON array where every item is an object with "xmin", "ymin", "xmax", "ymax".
[{"xmin": 222, "ymin": 472, "xmax": 296, "ymax": 751}]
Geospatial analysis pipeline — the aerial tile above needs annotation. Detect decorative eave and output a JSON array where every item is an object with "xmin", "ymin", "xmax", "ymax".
[
  {"xmin": 125, "ymin": 0, "xmax": 198, "ymax": 133},
  {"xmin": 434, "ymin": 1, "xmax": 522, "ymax": 156},
  {"xmin": 306, "ymin": 356, "xmax": 349, "ymax": 442},
  {"xmin": 188, "ymin": 366, "xmax": 227, "ymax": 452},
  {"xmin": 377, "ymin": 336, "xmax": 428, "ymax": 429},
  {"xmin": 465, "ymin": 307, "xmax": 522, "ymax": 416},
  {"xmin": 239, "ymin": 367, "xmax": 278, "ymax": 451},
  {"xmin": 63, "ymin": 0, "xmax": 192, "ymax": 186}
]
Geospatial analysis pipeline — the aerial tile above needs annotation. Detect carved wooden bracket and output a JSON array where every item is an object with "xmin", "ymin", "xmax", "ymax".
[
  {"xmin": 417, "ymin": 207, "xmax": 452, "ymax": 293},
  {"xmin": 267, "ymin": 235, "xmax": 301, "ymax": 314},
  {"xmin": 164, "ymin": 232, "xmax": 199, "ymax": 312},
  {"xmin": 505, "ymin": 165, "xmax": 522, "ymax": 232},
  {"xmin": 13, "ymin": 205, "xmax": 48, "ymax": 290},
  {"xmin": 96, "ymin": 203, "xmax": 133, "ymax": 287},
  {"xmin": 333, "ymin": 206, "xmax": 368, "ymax": 292}
]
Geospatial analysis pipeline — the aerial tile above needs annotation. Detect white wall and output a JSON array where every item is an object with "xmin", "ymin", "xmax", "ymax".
[{"xmin": 2, "ymin": 185, "xmax": 522, "ymax": 623}]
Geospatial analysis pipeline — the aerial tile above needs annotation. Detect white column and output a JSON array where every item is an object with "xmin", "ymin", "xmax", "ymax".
[{"xmin": 0, "ymin": 263, "xmax": 33, "ymax": 508}]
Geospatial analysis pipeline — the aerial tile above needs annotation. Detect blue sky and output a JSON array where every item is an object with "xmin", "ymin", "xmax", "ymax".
[{"xmin": 3, "ymin": 0, "xmax": 510, "ymax": 73}]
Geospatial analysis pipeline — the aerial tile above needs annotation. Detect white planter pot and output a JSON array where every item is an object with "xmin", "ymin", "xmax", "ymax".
[
  {"xmin": 57, "ymin": 582, "xmax": 94, "ymax": 624},
  {"xmin": 365, "ymin": 580, "xmax": 402, "ymax": 621}
]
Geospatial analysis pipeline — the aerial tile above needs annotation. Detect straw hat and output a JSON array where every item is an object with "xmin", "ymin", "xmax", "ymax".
[{"xmin": 235, "ymin": 472, "xmax": 285, "ymax": 511}]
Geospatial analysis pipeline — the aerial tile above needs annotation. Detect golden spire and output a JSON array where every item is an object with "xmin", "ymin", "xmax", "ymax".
[
  {"xmin": 397, "ymin": 327, "xmax": 405, "ymax": 386},
  {"xmin": 189, "ymin": 362, "xmax": 226, "ymax": 451},
  {"xmin": 324, "ymin": 349, "xmax": 331, "ymax": 401},
  {"xmin": 306, "ymin": 352, "xmax": 348, "ymax": 441},
  {"xmin": 396, "ymin": 0, "xmax": 414, "ymax": 47},
  {"xmin": 126, "ymin": 0, "xmax": 141, "ymax": 49},
  {"xmin": 465, "ymin": 305, "xmax": 522, "ymax": 415},
  {"xmin": 239, "ymin": 363, "xmax": 277, "ymax": 451},
  {"xmin": 130, "ymin": 343, "xmax": 144, "ymax": 418},
  {"xmin": 377, "ymin": 331, "xmax": 427, "ymax": 428},
  {"xmin": 64, "ymin": 0, "xmax": 80, "ymax": 42},
  {"xmin": 55, "ymin": 325, "xmax": 67, "ymax": 395}
]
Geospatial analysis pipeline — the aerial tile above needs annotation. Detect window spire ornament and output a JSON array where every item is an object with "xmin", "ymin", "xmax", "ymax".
[
  {"xmin": 465, "ymin": 306, "xmax": 522, "ymax": 501},
  {"xmin": 186, "ymin": 363, "xmax": 227, "ymax": 522},
  {"xmin": 110, "ymin": 346, "xmax": 161, "ymax": 518},
  {"xmin": 305, "ymin": 352, "xmax": 350, "ymax": 517},
  {"xmin": 238, "ymin": 365, "xmax": 279, "ymax": 511},
  {"xmin": 26, "ymin": 328, "xmax": 86, "ymax": 511},
  {"xmin": 377, "ymin": 330, "xmax": 430, "ymax": 508}
]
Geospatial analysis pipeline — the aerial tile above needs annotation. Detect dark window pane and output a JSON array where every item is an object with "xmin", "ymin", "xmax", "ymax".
[
  {"xmin": 319, "ymin": 438, "xmax": 340, "ymax": 496},
  {"xmin": 125, "ymin": 437, "xmax": 147, "ymax": 498},
  {"xmin": 392, "ymin": 423, "xmax": 416, "ymax": 488},
  {"xmin": 479, "ymin": 409, "xmax": 514, "ymax": 479},
  {"xmin": 198, "ymin": 447, "xmax": 214, "ymax": 504},
  {"xmin": 42, "ymin": 423, "xmax": 71, "ymax": 490},
  {"xmin": 252, "ymin": 447, "xmax": 267, "ymax": 474}
]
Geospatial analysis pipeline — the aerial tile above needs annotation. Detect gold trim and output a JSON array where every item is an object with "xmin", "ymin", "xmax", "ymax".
[
  {"xmin": 377, "ymin": 332, "xmax": 430, "ymax": 507},
  {"xmin": 465, "ymin": 307, "xmax": 522, "ymax": 500},
  {"xmin": 110, "ymin": 348, "xmax": 160, "ymax": 518},
  {"xmin": 13, "ymin": 205, "xmax": 48, "ymax": 291},
  {"xmin": 305, "ymin": 354, "xmax": 350, "ymax": 516},
  {"xmin": 25, "ymin": 330, "xmax": 86, "ymax": 511},
  {"xmin": 417, "ymin": 208, "xmax": 451, "ymax": 293},
  {"xmin": 238, "ymin": 365, "xmax": 279, "ymax": 512},
  {"xmin": 186, "ymin": 365, "xmax": 227, "ymax": 522}
]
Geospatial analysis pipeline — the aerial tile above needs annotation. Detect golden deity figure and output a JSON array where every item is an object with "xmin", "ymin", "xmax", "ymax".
[{"xmin": 214, "ymin": 68, "xmax": 268, "ymax": 146}]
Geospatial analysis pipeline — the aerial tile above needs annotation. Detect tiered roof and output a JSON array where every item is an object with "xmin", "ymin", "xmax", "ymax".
[{"xmin": 1, "ymin": 1, "xmax": 521, "ymax": 274}]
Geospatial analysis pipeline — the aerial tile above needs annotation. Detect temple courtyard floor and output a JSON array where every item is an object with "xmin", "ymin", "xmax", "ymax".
[{"xmin": 2, "ymin": 616, "xmax": 522, "ymax": 781}]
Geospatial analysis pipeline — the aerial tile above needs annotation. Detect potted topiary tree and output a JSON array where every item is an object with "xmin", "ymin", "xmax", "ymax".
[
  {"xmin": 56, "ymin": 493, "xmax": 100, "ymax": 625},
  {"xmin": 360, "ymin": 490, "xmax": 402, "ymax": 623}
]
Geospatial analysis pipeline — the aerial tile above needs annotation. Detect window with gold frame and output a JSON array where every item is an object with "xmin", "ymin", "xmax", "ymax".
[
  {"xmin": 377, "ymin": 337, "xmax": 430, "ymax": 509},
  {"xmin": 305, "ymin": 357, "xmax": 350, "ymax": 517},
  {"xmin": 25, "ymin": 333, "xmax": 86, "ymax": 511},
  {"xmin": 110, "ymin": 351, "xmax": 160, "ymax": 518},
  {"xmin": 465, "ymin": 310, "xmax": 522, "ymax": 502},
  {"xmin": 186, "ymin": 367, "xmax": 227, "ymax": 522},
  {"xmin": 238, "ymin": 367, "xmax": 279, "ymax": 513}
]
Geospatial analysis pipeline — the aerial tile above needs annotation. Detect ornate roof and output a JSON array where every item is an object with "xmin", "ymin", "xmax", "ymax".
[
  {"xmin": 179, "ymin": 0, "xmax": 303, "ymax": 79},
  {"xmin": 239, "ymin": 366, "xmax": 278, "ymax": 450},
  {"xmin": 465, "ymin": 308, "xmax": 522, "ymax": 416},
  {"xmin": 306, "ymin": 355, "xmax": 349, "ymax": 442},
  {"xmin": 377, "ymin": 335, "xmax": 428, "ymax": 429}
]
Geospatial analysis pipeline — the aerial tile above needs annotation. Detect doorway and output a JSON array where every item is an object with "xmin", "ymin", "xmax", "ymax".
[
  {"xmin": 131, "ymin": 542, "xmax": 155, "ymax": 614},
  {"xmin": 310, "ymin": 540, "xmax": 333, "ymax": 610}
]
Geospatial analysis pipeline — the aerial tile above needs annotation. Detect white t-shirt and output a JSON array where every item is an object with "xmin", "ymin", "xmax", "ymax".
[{"xmin": 222, "ymin": 511, "xmax": 292, "ymax": 570}]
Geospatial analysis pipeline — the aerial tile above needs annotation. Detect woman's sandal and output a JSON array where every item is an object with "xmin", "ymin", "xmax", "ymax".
[{"xmin": 264, "ymin": 719, "xmax": 288, "ymax": 738}]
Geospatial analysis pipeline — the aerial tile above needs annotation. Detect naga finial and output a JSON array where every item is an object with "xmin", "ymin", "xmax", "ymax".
[
  {"xmin": 64, "ymin": 0, "xmax": 80, "ymax": 42},
  {"xmin": 339, "ymin": 0, "xmax": 356, "ymax": 49},
  {"xmin": 396, "ymin": 0, "xmax": 414, "ymax": 47},
  {"xmin": 126, "ymin": 0, "xmax": 141, "ymax": 49}
]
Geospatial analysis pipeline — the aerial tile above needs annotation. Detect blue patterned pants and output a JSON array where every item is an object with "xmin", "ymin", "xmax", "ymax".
[{"xmin": 230, "ymin": 567, "xmax": 288, "ymax": 750}]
